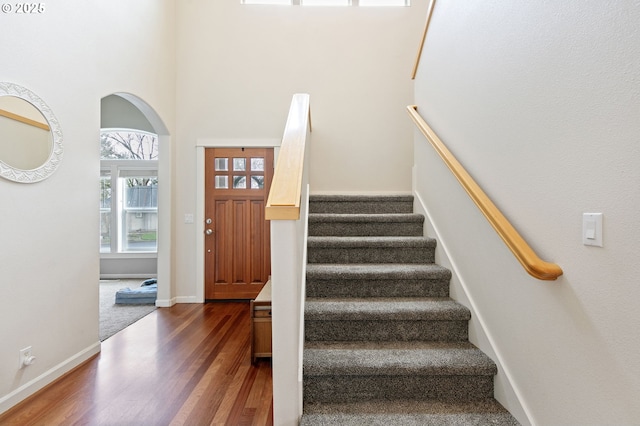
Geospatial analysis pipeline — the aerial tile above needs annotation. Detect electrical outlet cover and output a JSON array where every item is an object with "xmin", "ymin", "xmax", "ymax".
[{"xmin": 19, "ymin": 346, "xmax": 32, "ymax": 369}]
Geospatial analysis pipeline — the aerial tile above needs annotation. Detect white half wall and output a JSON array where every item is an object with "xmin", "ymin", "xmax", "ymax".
[{"xmin": 413, "ymin": 1, "xmax": 640, "ymax": 424}]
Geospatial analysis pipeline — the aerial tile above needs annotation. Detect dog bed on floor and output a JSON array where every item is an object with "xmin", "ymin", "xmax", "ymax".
[{"xmin": 115, "ymin": 283, "xmax": 157, "ymax": 305}]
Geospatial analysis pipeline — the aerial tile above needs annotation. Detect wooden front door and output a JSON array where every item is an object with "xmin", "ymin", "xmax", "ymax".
[{"xmin": 205, "ymin": 148, "xmax": 273, "ymax": 300}]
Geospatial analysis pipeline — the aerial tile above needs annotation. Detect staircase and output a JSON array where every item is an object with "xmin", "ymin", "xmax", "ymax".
[{"xmin": 300, "ymin": 195, "xmax": 519, "ymax": 425}]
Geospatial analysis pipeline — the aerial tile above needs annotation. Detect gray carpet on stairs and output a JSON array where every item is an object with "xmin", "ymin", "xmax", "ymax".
[
  {"xmin": 308, "ymin": 195, "xmax": 415, "ymax": 214},
  {"xmin": 306, "ymin": 263, "xmax": 451, "ymax": 298},
  {"xmin": 301, "ymin": 400, "xmax": 519, "ymax": 426},
  {"xmin": 301, "ymin": 195, "xmax": 520, "ymax": 425}
]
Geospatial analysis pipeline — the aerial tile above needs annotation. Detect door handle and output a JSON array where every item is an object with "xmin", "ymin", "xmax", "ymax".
[{"xmin": 206, "ymin": 229, "xmax": 213, "ymax": 235}]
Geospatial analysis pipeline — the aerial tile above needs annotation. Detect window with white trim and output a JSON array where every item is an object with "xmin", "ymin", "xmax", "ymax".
[
  {"xmin": 243, "ymin": 0, "xmax": 291, "ymax": 4},
  {"xmin": 242, "ymin": 0, "xmax": 409, "ymax": 6},
  {"xmin": 100, "ymin": 129, "xmax": 158, "ymax": 254}
]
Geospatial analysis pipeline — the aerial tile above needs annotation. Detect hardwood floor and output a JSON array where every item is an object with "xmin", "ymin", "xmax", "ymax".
[{"xmin": 0, "ymin": 303, "xmax": 273, "ymax": 426}]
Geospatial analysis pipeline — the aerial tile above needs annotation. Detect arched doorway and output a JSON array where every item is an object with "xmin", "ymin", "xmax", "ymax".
[{"xmin": 99, "ymin": 93, "xmax": 172, "ymax": 338}]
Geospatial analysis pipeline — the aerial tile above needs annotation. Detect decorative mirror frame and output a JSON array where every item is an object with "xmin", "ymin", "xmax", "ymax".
[{"xmin": 0, "ymin": 82, "xmax": 63, "ymax": 183}]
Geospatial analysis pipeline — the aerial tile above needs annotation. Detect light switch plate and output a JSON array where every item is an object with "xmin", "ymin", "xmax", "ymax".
[
  {"xmin": 582, "ymin": 213, "xmax": 603, "ymax": 247},
  {"xmin": 184, "ymin": 213, "xmax": 194, "ymax": 224}
]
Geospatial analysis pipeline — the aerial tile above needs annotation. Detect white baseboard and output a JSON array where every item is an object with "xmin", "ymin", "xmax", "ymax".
[
  {"xmin": 155, "ymin": 297, "xmax": 176, "ymax": 307},
  {"xmin": 175, "ymin": 296, "xmax": 201, "ymax": 304},
  {"xmin": 0, "ymin": 342, "xmax": 101, "ymax": 416},
  {"xmin": 155, "ymin": 295, "xmax": 202, "ymax": 307}
]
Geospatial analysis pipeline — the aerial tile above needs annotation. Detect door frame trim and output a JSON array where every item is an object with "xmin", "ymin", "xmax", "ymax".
[{"xmin": 196, "ymin": 139, "xmax": 281, "ymax": 303}]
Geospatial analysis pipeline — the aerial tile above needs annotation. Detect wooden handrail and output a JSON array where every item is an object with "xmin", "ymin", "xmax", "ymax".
[
  {"xmin": 411, "ymin": 0, "xmax": 437, "ymax": 80},
  {"xmin": 0, "ymin": 108, "xmax": 50, "ymax": 131},
  {"xmin": 265, "ymin": 94, "xmax": 311, "ymax": 221},
  {"xmin": 407, "ymin": 105, "xmax": 563, "ymax": 280}
]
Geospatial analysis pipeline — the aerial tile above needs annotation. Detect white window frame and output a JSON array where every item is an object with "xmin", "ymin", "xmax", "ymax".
[
  {"xmin": 101, "ymin": 159, "xmax": 159, "ymax": 256},
  {"xmin": 242, "ymin": 0, "xmax": 409, "ymax": 6}
]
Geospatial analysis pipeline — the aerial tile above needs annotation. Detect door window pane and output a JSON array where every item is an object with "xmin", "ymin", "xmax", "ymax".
[
  {"xmin": 215, "ymin": 175, "xmax": 229, "ymax": 189},
  {"xmin": 251, "ymin": 175, "xmax": 265, "ymax": 189},
  {"xmin": 251, "ymin": 157, "xmax": 265, "ymax": 171},
  {"xmin": 215, "ymin": 158, "xmax": 228, "ymax": 171},
  {"xmin": 233, "ymin": 176, "xmax": 247, "ymax": 189},
  {"xmin": 233, "ymin": 158, "xmax": 246, "ymax": 171}
]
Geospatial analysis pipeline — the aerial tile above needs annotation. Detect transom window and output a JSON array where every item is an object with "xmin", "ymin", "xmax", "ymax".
[{"xmin": 242, "ymin": 0, "xmax": 409, "ymax": 6}]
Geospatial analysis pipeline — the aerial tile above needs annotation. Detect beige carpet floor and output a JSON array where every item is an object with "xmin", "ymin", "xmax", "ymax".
[{"xmin": 99, "ymin": 279, "xmax": 157, "ymax": 341}]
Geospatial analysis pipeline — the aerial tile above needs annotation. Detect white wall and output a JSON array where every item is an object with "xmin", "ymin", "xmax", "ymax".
[
  {"xmin": 414, "ymin": 1, "xmax": 640, "ymax": 424},
  {"xmin": 174, "ymin": 0, "xmax": 427, "ymax": 304},
  {"xmin": 101, "ymin": 95, "xmax": 156, "ymax": 133},
  {"xmin": 0, "ymin": 1, "xmax": 175, "ymax": 413}
]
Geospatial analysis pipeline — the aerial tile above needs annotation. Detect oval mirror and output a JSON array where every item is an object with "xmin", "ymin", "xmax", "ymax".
[{"xmin": 0, "ymin": 82, "xmax": 63, "ymax": 183}]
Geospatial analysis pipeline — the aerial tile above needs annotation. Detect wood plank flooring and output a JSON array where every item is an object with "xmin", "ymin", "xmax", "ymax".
[{"xmin": 0, "ymin": 302, "xmax": 273, "ymax": 426}]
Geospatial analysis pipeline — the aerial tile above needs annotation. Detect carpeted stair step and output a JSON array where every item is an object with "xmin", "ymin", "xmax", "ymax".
[
  {"xmin": 300, "ymin": 400, "xmax": 520, "ymax": 426},
  {"xmin": 305, "ymin": 297, "xmax": 470, "ymax": 341},
  {"xmin": 307, "ymin": 236, "xmax": 435, "ymax": 264},
  {"xmin": 302, "ymin": 194, "xmax": 519, "ymax": 424},
  {"xmin": 303, "ymin": 341, "xmax": 497, "ymax": 404},
  {"xmin": 308, "ymin": 213, "xmax": 425, "ymax": 236},
  {"xmin": 306, "ymin": 263, "xmax": 451, "ymax": 298},
  {"xmin": 309, "ymin": 195, "xmax": 414, "ymax": 214}
]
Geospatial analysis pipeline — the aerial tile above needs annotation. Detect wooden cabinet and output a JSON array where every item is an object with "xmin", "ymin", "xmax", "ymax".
[{"xmin": 250, "ymin": 280, "xmax": 272, "ymax": 363}]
